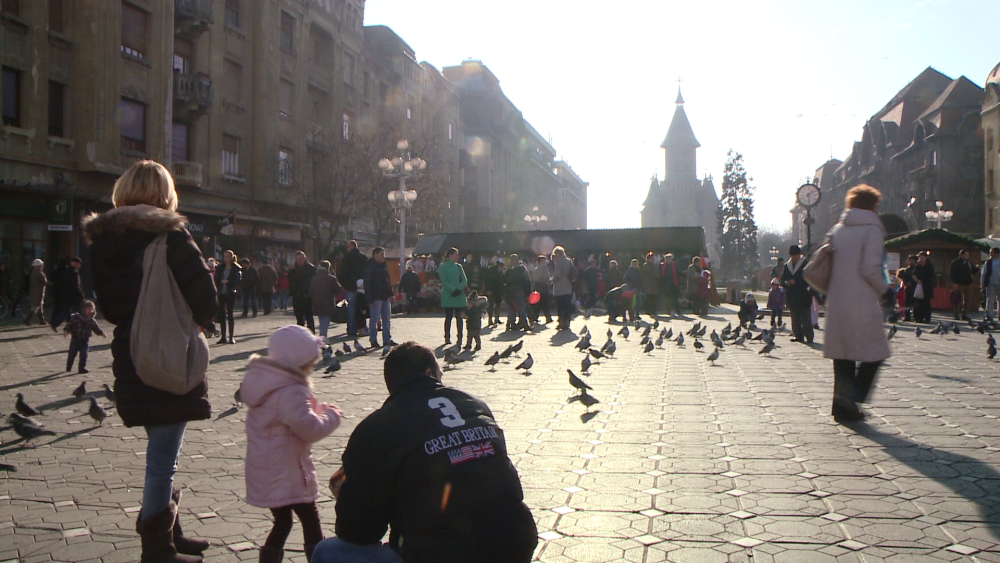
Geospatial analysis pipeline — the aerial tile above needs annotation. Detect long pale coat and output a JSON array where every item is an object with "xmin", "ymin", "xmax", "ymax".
[{"xmin": 823, "ymin": 208, "xmax": 891, "ymax": 362}]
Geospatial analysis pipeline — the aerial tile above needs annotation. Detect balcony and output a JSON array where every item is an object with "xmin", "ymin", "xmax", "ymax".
[
  {"xmin": 175, "ymin": 0, "xmax": 214, "ymax": 40},
  {"xmin": 171, "ymin": 161, "xmax": 203, "ymax": 187},
  {"xmin": 173, "ymin": 72, "xmax": 213, "ymax": 121}
]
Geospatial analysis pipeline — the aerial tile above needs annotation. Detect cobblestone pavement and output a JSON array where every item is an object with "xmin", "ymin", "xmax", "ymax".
[{"xmin": 3, "ymin": 308, "xmax": 1000, "ymax": 562}]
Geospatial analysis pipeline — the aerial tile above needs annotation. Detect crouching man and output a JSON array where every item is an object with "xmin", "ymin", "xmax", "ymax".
[{"xmin": 313, "ymin": 341, "xmax": 537, "ymax": 563}]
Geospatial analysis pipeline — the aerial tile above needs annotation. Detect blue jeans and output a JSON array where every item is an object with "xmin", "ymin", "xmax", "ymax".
[
  {"xmin": 311, "ymin": 538, "xmax": 402, "ymax": 563},
  {"xmin": 279, "ymin": 288, "xmax": 289, "ymax": 309},
  {"xmin": 67, "ymin": 337, "xmax": 89, "ymax": 371},
  {"xmin": 142, "ymin": 422, "xmax": 187, "ymax": 520},
  {"xmin": 506, "ymin": 292, "xmax": 528, "ymax": 328},
  {"xmin": 369, "ymin": 299, "xmax": 391, "ymax": 346},
  {"xmin": 318, "ymin": 315, "xmax": 331, "ymax": 341},
  {"xmin": 346, "ymin": 290, "xmax": 358, "ymax": 334}
]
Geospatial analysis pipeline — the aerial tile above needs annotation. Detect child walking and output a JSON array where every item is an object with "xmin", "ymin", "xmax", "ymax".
[
  {"xmin": 767, "ymin": 278, "xmax": 785, "ymax": 328},
  {"xmin": 242, "ymin": 325, "xmax": 342, "ymax": 563},
  {"xmin": 465, "ymin": 291, "xmax": 488, "ymax": 351},
  {"xmin": 63, "ymin": 300, "xmax": 105, "ymax": 373}
]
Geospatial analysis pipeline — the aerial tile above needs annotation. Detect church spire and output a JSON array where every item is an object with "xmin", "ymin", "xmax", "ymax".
[{"xmin": 675, "ymin": 81, "xmax": 684, "ymax": 105}]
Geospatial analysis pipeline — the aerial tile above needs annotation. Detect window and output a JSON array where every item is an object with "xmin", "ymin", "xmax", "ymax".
[
  {"xmin": 989, "ymin": 129, "xmax": 995, "ymax": 153},
  {"xmin": 448, "ymin": 122, "xmax": 454, "ymax": 143},
  {"xmin": 121, "ymin": 3, "xmax": 149, "ymax": 60},
  {"xmin": 2, "ymin": 67, "xmax": 21, "ymax": 127},
  {"xmin": 48, "ymin": 81, "xmax": 65, "ymax": 137},
  {"xmin": 173, "ymin": 53, "xmax": 188, "ymax": 74},
  {"xmin": 278, "ymin": 149, "xmax": 293, "ymax": 185},
  {"xmin": 119, "ymin": 98, "xmax": 146, "ymax": 152},
  {"xmin": 280, "ymin": 11, "xmax": 294, "ymax": 53},
  {"xmin": 49, "ymin": 0, "xmax": 64, "ymax": 33},
  {"xmin": 992, "ymin": 170, "xmax": 997, "ymax": 196},
  {"xmin": 342, "ymin": 53, "xmax": 355, "ymax": 85},
  {"xmin": 342, "ymin": 111, "xmax": 351, "ymax": 140},
  {"xmin": 223, "ymin": 134, "xmax": 240, "ymax": 176},
  {"xmin": 279, "ymin": 80, "xmax": 293, "ymax": 119},
  {"xmin": 223, "ymin": 59, "xmax": 241, "ymax": 102},
  {"xmin": 312, "ymin": 28, "xmax": 332, "ymax": 67},
  {"xmin": 224, "ymin": 0, "xmax": 239, "ymax": 27},
  {"xmin": 2, "ymin": 0, "xmax": 19, "ymax": 16},
  {"xmin": 171, "ymin": 122, "xmax": 189, "ymax": 161}
]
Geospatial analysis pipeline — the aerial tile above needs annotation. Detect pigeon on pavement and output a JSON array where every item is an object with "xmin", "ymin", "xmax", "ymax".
[
  {"xmin": 887, "ymin": 325, "xmax": 897, "ymax": 340},
  {"xmin": 675, "ymin": 333, "xmax": 684, "ymax": 346},
  {"xmin": 759, "ymin": 341, "xmax": 776, "ymax": 356},
  {"xmin": 618, "ymin": 326, "xmax": 630, "ymax": 339},
  {"xmin": 515, "ymin": 354, "xmax": 534, "ymax": 374},
  {"xmin": 324, "ymin": 358, "xmax": 342, "ymax": 374},
  {"xmin": 693, "ymin": 340, "xmax": 704, "ymax": 351},
  {"xmin": 734, "ymin": 336, "xmax": 746, "ymax": 347},
  {"xmin": 484, "ymin": 351, "xmax": 500, "ymax": 370},
  {"xmin": 664, "ymin": 328, "xmax": 673, "ymax": 340},
  {"xmin": 606, "ymin": 341, "xmax": 616, "ymax": 356},
  {"xmin": 11, "ymin": 418, "xmax": 55, "ymax": 444},
  {"xmin": 643, "ymin": 341, "xmax": 654, "ymax": 354},
  {"xmin": 103, "ymin": 384, "xmax": 115, "ymax": 405},
  {"xmin": 579, "ymin": 325, "xmax": 589, "ymax": 336},
  {"xmin": 915, "ymin": 326, "xmax": 922, "ymax": 338},
  {"xmin": 511, "ymin": 340, "xmax": 524, "ymax": 355},
  {"xmin": 579, "ymin": 394, "xmax": 600, "ymax": 408},
  {"xmin": 589, "ymin": 349, "xmax": 607, "ymax": 360},
  {"xmin": 568, "ymin": 370, "xmax": 592, "ymax": 394},
  {"xmin": 499, "ymin": 344, "xmax": 516, "ymax": 361},
  {"xmin": 88, "ymin": 397, "xmax": 108, "ymax": 426},
  {"xmin": 354, "ymin": 340, "xmax": 366, "ymax": 354},
  {"xmin": 15, "ymin": 393, "xmax": 40, "ymax": 417},
  {"xmin": 581, "ymin": 356, "xmax": 592, "ymax": 373},
  {"xmin": 342, "ymin": 342, "xmax": 351, "ymax": 354},
  {"xmin": 990, "ymin": 344, "xmax": 997, "ymax": 360},
  {"xmin": 234, "ymin": 386, "xmax": 243, "ymax": 407},
  {"xmin": 707, "ymin": 348, "xmax": 720, "ymax": 365},
  {"xmin": 72, "ymin": 381, "xmax": 87, "ymax": 399}
]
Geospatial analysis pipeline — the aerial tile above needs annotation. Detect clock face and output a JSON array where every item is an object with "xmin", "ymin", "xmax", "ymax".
[{"xmin": 797, "ymin": 184, "xmax": 821, "ymax": 207}]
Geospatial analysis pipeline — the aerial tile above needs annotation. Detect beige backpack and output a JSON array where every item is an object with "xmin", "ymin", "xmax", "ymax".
[{"xmin": 131, "ymin": 233, "xmax": 209, "ymax": 395}]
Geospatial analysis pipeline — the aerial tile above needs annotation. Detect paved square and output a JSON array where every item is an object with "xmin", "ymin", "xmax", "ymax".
[{"xmin": 3, "ymin": 309, "xmax": 1000, "ymax": 562}]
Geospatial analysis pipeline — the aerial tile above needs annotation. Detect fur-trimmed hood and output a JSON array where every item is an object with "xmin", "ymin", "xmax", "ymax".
[{"xmin": 81, "ymin": 204, "xmax": 188, "ymax": 244}]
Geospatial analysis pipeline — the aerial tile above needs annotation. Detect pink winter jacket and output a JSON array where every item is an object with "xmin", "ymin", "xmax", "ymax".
[{"xmin": 242, "ymin": 356, "xmax": 341, "ymax": 508}]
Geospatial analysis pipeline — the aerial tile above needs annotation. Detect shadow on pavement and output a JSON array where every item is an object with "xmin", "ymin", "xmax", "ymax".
[
  {"xmin": 852, "ymin": 423, "xmax": 1000, "ymax": 540},
  {"xmin": 549, "ymin": 331, "xmax": 579, "ymax": 347},
  {"xmin": 0, "ymin": 371, "xmax": 74, "ymax": 392},
  {"xmin": 0, "ymin": 332, "xmax": 53, "ymax": 344},
  {"xmin": 210, "ymin": 348, "xmax": 267, "ymax": 365}
]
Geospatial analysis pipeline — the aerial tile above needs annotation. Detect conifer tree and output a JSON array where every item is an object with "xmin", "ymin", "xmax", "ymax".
[{"xmin": 716, "ymin": 150, "xmax": 759, "ymax": 279}]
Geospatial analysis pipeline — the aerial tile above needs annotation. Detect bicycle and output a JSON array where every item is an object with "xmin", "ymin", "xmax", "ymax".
[{"xmin": 0, "ymin": 289, "xmax": 30, "ymax": 319}]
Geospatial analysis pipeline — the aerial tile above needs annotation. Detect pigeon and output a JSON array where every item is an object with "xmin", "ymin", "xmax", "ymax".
[
  {"xmin": 711, "ymin": 332, "xmax": 724, "ymax": 348},
  {"xmin": 579, "ymin": 394, "xmax": 601, "ymax": 408},
  {"xmin": 72, "ymin": 381, "xmax": 87, "ymax": 399},
  {"xmin": 515, "ymin": 354, "xmax": 534, "ymax": 374},
  {"xmin": 693, "ymin": 340, "xmax": 704, "ymax": 351},
  {"xmin": 606, "ymin": 341, "xmax": 616, "ymax": 356},
  {"xmin": 88, "ymin": 397, "xmax": 108, "ymax": 426},
  {"xmin": 600, "ymin": 338, "xmax": 613, "ymax": 352},
  {"xmin": 978, "ymin": 322, "xmax": 986, "ymax": 335},
  {"xmin": 722, "ymin": 322, "xmax": 732, "ymax": 334},
  {"xmin": 618, "ymin": 326, "xmax": 630, "ymax": 339},
  {"xmin": 342, "ymin": 342, "xmax": 351, "ymax": 354},
  {"xmin": 655, "ymin": 336, "xmax": 664, "ymax": 347},
  {"xmin": 103, "ymin": 384, "xmax": 115, "ymax": 405},
  {"xmin": 334, "ymin": 349, "xmax": 345, "ymax": 357},
  {"xmin": 752, "ymin": 330, "xmax": 765, "ymax": 342},
  {"xmin": 576, "ymin": 335, "xmax": 591, "ymax": 351},
  {"xmin": 641, "ymin": 326, "xmax": 652, "ymax": 338},
  {"xmin": 499, "ymin": 344, "xmax": 516, "ymax": 361},
  {"xmin": 707, "ymin": 348, "xmax": 720, "ymax": 365},
  {"xmin": 652, "ymin": 320, "xmax": 660, "ymax": 330},
  {"xmin": 484, "ymin": 351, "xmax": 500, "ymax": 370},
  {"xmin": 15, "ymin": 393, "xmax": 40, "ymax": 417},
  {"xmin": 696, "ymin": 325, "xmax": 707, "ymax": 337},
  {"xmin": 568, "ymin": 370, "xmax": 592, "ymax": 394},
  {"xmin": 589, "ymin": 349, "xmax": 607, "ymax": 360},
  {"xmin": 953, "ymin": 324, "xmax": 960, "ymax": 335},
  {"xmin": 511, "ymin": 340, "xmax": 524, "ymax": 355},
  {"xmin": 687, "ymin": 322, "xmax": 701, "ymax": 336},
  {"xmin": 606, "ymin": 328, "xmax": 613, "ymax": 339},
  {"xmin": 887, "ymin": 325, "xmax": 897, "ymax": 340},
  {"xmin": 354, "ymin": 340, "xmax": 365, "ymax": 354},
  {"xmin": 579, "ymin": 325, "xmax": 589, "ymax": 336},
  {"xmin": 759, "ymin": 341, "xmax": 776, "ymax": 356},
  {"xmin": 675, "ymin": 333, "xmax": 684, "ymax": 346},
  {"xmin": 643, "ymin": 341, "xmax": 654, "ymax": 354},
  {"xmin": 990, "ymin": 344, "xmax": 997, "ymax": 360},
  {"xmin": 581, "ymin": 356, "xmax": 592, "ymax": 373},
  {"xmin": 324, "ymin": 358, "xmax": 342, "ymax": 374},
  {"xmin": 664, "ymin": 328, "xmax": 673, "ymax": 340},
  {"xmin": 915, "ymin": 326, "xmax": 922, "ymax": 338},
  {"xmin": 234, "ymin": 386, "xmax": 243, "ymax": 407},
  {"xmin": 443, "ymin": 351, "xmax": 467, "ymax": 368},
  {"xmin": 640, "ymin": 335, "xmax": 650, "ymax": 346},
  {"xmin": 734, "ymin": 336, "xmax": 746, "ymax": 347},
  {"xmin": 9, "ymin": 413, "xmax": 43, "ymax": 428},
  {"xmin": 732, "ymin": 326, "xmax": 742, "ymax": 339},
  {"xmin": 989, "ymin": 334, "xmax": 997, "ymax": 347},
  {"xmin": 11, "ymin": 418, "xmax": 56, "ymax": 443}
]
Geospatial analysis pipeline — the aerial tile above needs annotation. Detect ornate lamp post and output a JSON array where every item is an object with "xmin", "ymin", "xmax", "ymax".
[
  {"xmin": 769, "ymin": 246, "xmax": 780, "ymax": 264},
  {"xmin": 924, "ymin": 200, "xmax": 954, "ymax": 230},
  {"xmin": 524, "ymin": 206, "xmax": 548, "ymax": 228},
  {"xmin": 795, "ymin": 183, "xmax": 821, "ymax": 252},
  {"xmin": 378, "ymin": 140, "xmax": 425, "ymax": 276}
]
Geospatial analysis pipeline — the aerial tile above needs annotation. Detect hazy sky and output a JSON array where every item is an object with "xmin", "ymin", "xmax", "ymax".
[{"xmin": 364, "ymin": 0, "xmax": 999, "ymax": 231}]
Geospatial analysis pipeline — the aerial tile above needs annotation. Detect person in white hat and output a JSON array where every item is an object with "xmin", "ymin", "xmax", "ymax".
[
  {"xmin": 24, "ymin": 258, "xmax": 47, "ymax": 325},
  {"xmin": 242, "ymin": 325, "xmax": 342, "ymax": 563}
]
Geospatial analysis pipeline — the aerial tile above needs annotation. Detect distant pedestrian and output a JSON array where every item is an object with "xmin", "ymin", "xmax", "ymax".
[
  {"xmin": 290, "ymin": 251, "xmax": 317, "ymax": 333},
  {"xmin": 215, "ymin": 250, "xmax": 242, "ymax": 344},
  {"xmin": 309, "ymin": 260, "xmax": 344, "ymax": 343},
  {"xmin": 949, "ymin": 249, "xmax": 979, "ymax": 321},
  {"xmin": 982, "ymin": 247, "xmax": 1000, "ymax": 321},
  {"xmin": 24, "ymin": 258, "xmax": 47, "ymax": 326},
  {"xmin": 685, "ymin": 257, "xmax": 704, "ymax": 315},
  {"xmin": 484, "ymin": 258, "xmax": 505, "ymax": 326},
  {"xmin": 823, "ymin": 184, "xmax": 891, "ymax": 422},
  {"xmin": 362, "ymin": 247, "xmax": 393, "ymax": 348},
  {"xmin": 781, "ymin": 246, "xmax": 813, "ymax": 344},
  {"xmin": 738, "ymin": 293, "xmax": 759, "ymax": 328},
  {"xmin": 439, "ymin": 247, "xmax": 469, "ymax": 344},
  {"xmin": 240, "ymin": 258, "xmax": 259, "ymax": 318},
  {"xmin": 51, "ymin": 257, "xmax": 85, "ymax": 331},
  {"xmin": 399, "ymin": 266, "xmax": 421, "ymax": 314},
  {"xmin": 770, "ymin": 258, "xmax": 785, "ymax": 281},
  {"xmin": 606, "ymin": 260, "xmax": 623, "ymax": 294},
  {"xmin": 767, "ymin": 278, "xmax": 785, "ymax": 327},
  {"xmin": 63, "ymin": 300, "xmax": 106, "ymax": 373},
  {"xmin": 899, "ymin": 255, "xmax": 917, "ymax": 321},
  {"xmin": 604, "ymin": 283, "xmax": 635, "ymax": 323},
  {"xmin": 624, "ymin": 259, "xmax": 643, "ymax": 314},
  {"xmin": 258, "ymin": 258, "xmax": 278, "ymax": 315},
  {"xmin": 582, "ymin": 258, "xmax": 600, "ymax": 309},
  {"xmin": 641, "ymin": 253, "xmax": 660, "ymax": 316},
  {"xmin": 551, "ymin": 247, "xmax": 575, "ymax": 330},
  {"xmin": 277, "ymin": 268, "xmax": 290, "ymax": 310},
  {"xmin": 912, "ymin": 251, "xmax": 936, "ymax": 323},
  {"xmin": 465, "ymin": 291, "xmax": 488, "ymax": 350},
  {"xmin": 242, "ymin": 325, "xmax": 342, "ymax": 563},
  {"xmin": 660, "ymin": 254, "xmax": 682, "ymax": 316},
  {"xmin": 339, "ymin": 240, "xmax": 368, "ymax": 337},
  {"xmin": 530, "ymin": 255, "xmax": 553, "ymax": 324},
  {"xmin": 502, "ymin": 253, "xmax": 530, "ymax": 332}
]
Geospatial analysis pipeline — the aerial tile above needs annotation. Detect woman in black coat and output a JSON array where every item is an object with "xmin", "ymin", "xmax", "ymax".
[
  {"xmin": 912, "ymin": 251, "xmax": 936, "ymax": 324},
  {"xmin": 214, "ymin": 250, "xmax": 242, "ymax": 344},
  {"xmin": 83, "ymin": 160, "xmax": 218, "ymax": 563}
]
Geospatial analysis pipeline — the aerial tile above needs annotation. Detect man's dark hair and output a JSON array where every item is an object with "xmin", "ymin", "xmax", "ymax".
[
  {"xmin": 960, "ymin": 249, "xmax": 970, "ymax": 256},
  {"xmin": 991, "ymin": 248, "xmax": 999, "ymax": 255},
  {"xmin": 70, "ymin": 257, "xmax": 82, "ymax": 264},
  {"xmin": 373, "ymin": 246, "xmax": 384, "ymax": 257},
  {"xmin": 348, "ymin": 240, "xmax": 358, "ymax": 250},
  {"xmin": 789, "ymin": 245, "xmax": 802, "ymax": 256},
  {"xmin": 776, "ymin": 257, "xmax": 785, "ymax": 263},
  {"xmin": 384, "ymin": 341, "xmax": 439, "ymax": 381},
  {"xmin": 446, "ymin": 247, "xmax": 459, "ymax": 259}
]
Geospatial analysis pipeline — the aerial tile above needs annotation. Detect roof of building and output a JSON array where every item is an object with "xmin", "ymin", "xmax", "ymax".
[
  {"xmin": 660, "ymin": 104, "xmax": 700, "ymax": 148},
  {"xmin": 884, "ymin": 228, "xmax": 989, "ymax": 251},
  {"xmin": 917, "ymin": 76, "xmax": 984, "ymax": 123},
  {"xmin": 988, "ymin": 61, "xmax": 1000, "ymax": 86}
]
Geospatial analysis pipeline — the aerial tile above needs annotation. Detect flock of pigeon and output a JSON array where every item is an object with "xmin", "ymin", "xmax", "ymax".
[
  {"xmin": 892, "ymin": 317, "xmax": 1000, "ymax": 360},
  {"xmin": 4, "ymin": 380, "xmax": 112, "ymax": 463}
]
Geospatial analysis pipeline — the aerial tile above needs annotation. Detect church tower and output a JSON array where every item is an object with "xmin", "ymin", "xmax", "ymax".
[{"xmin": 661, "ymin": 88, "xmax": 700, "ymax": 182}]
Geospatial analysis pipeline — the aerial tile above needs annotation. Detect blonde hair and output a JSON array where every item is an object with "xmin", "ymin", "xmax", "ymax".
[{"xmin": 112, "ymin": 160, "xmax": 178, "ymax": 211}]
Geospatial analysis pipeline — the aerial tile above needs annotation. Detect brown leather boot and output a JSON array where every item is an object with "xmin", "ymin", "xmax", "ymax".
[
  {"xmin": 136, "ymin": 502, "xmax": 202, "ymax": 563},
  {"xmin": 171, "ymin": 489, "xmax": 210, "ymax": 555}
]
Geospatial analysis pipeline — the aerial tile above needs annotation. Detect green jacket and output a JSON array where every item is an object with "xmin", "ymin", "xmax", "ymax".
[{"xmin": 438, "ymin": 260, "xmax": 468, "ymax": 308}]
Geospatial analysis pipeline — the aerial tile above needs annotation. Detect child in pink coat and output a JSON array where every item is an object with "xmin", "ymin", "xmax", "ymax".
[{"xmin": 242, "ymin": 325, "xmax": 342, "ymax": 563}]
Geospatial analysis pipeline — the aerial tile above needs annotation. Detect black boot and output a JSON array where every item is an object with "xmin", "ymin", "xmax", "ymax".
[
  {"xmin": 217, "ymin": 319, "xmax": 228, "ymax": 345},
  {"xmin": 304, "ymin": 543, "xmax": 318, "ymax": 562},
  {"xmin": 136, "ymin": 502, "xmax": 202, "ymax": 563},
  {"xmin": 258, "ymin": 545, "xmax": 283, "ymax": 563},
  {"xmin": 172, "ymin": 489, "xmax": 210, "ymax": 555},
  {"xmin": 227, "ymin": 320, "xmax": 235, "ymax": 344}
]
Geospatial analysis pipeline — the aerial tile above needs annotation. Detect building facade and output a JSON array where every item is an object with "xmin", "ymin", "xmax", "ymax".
[
  {"xmin": 808, "ymin": 67, "xmax": 985, "ymax": 240},
  {"xmin": 641, "ymin": 89, "xmax": 719, "ymax": 252},
  {"xmin": 983, "ymin": 61, "xmax": 1000, "ymax": 237}
]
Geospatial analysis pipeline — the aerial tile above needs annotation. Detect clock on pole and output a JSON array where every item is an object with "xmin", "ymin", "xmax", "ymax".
[{"xmin": 796, "ymin": 183, "xmax": 821, "ymax": 251}]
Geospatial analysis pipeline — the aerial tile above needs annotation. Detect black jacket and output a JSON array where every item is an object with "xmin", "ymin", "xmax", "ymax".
[
  {"xmin": 914, "ymin": 261, "xmax": 936, "ymax": 295},
  {"xmin": 335, "ymin": 372, "xmax": 537, "ymax": 563},
  {"xmin": 363, "ymin": 258, "xmax": 393, "ymax": 301},
  {"xmin": 82, "ymin": 206, "xmax": 217, "ymax": 428},
  {"xmin": 214, "ymin": 262, "xmax": 242, "ymax": 295},
  {"xmin": 780, "ymin": 259, "xmax": 812, "ymax": 308},
  {"xmin": 289, "ymin": 262, "xmax": 316, "ymax": 296},
  {"xmin": 58, "ymin": 266, "xmax": 84, "ymax": 307},
  {"xmin": 501, "ymin": 264, "xmax": 530, "ymax": 297},
  {"xmin": 400, "ymin": 270, "xmax": 421, "ymax": 295},
  {"xmin": 949, "ymin": 257, "xmax": 977, "ymax": 286},
  {"xmin": 483, "ymin": 264, "xmax": 503, "ymax": 295},
  {"xmin": 340, "ymin": 249, "xmax": 368, "ymax": 290},
  {"xmin": 240, "ymin": 265, "xmax": 259, "ymax": 291}
]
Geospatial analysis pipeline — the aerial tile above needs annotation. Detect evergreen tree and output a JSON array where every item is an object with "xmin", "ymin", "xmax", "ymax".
[{"xmin": 716, "ymin": 150, "xmax": 759, "ymax": 280}]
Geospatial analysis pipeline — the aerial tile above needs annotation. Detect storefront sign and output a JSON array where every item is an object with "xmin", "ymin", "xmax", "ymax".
[
  {"xmin": 47, "ymin": 224, "xmax": 73, "ymax": 231},
  {"xmin": 49, "ymin": 197, "xmax": 73, "ymax": 227}
]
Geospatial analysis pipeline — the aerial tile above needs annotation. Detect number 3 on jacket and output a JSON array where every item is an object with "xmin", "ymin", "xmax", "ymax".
[{"xmin": 429, "ymin": 397, "xmax": 466, "ymax": 428}]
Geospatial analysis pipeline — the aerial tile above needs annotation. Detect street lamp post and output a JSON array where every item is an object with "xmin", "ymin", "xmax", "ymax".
[
  {"xmin": 769, "ymin": 246, "xmax": 779, "ymax": 264},
  {"xmin": 924, "ymin": 200, "xmax": 954, "ymax": 230},
  {"xmin": 524, "ymin": 206, "xmax": 548, "ymax": 228},
  {"xmin": 378, "ymin": 140, "xmax": 425, "ymax": 277}
]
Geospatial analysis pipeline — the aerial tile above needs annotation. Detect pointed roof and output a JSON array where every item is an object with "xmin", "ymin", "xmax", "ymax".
[
  {"xmin": 641, "ymin": 177, "xmax": 663, "ymax": 208},
  {"xmin": 660, "ymin": 104, "xmax": 700, "ymax": 148},
  {"xmin": 675, "ymin": 87, "xmax": 684, "ymax": 105}
]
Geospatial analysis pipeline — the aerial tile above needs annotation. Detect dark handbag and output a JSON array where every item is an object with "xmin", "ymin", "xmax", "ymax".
[
  {"xmin": 803, "ymin": 239, "xmax": 833, "ymax": 293},
  {"xmin": 450, "ymin": 288, "xmax": 462, "ymax": 297}
]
